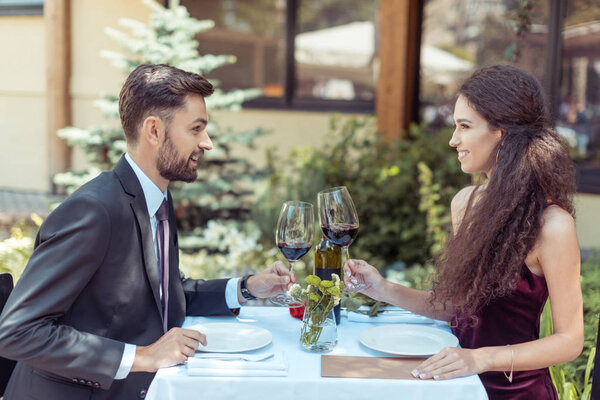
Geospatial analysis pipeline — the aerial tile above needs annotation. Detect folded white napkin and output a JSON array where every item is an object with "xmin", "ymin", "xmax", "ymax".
[
  {"xmin": 347, "ymin": 307, "xmax": 435, "ymax": 324},
  {"xmin": 187, "ymin": 352, "xmax": 288, "ymax": 377}
]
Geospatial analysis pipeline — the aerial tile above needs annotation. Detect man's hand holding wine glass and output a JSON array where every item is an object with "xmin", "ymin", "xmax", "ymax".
[
  {"xmin": 243, "ymin": 261, "xmax": 297, "ymax": 299},
  {"xmin": 270, "ymin": 201, "xmax": 314, "ymax": 307}
]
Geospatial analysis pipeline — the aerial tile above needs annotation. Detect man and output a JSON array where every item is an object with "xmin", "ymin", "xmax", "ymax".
[{"xmin": 0, "ymin": 64, "xmax": 295, "ymax": 400}]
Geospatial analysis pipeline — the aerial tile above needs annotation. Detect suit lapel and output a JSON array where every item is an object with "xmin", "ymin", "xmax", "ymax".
[{"xmin": 114, "ymin": 157, "xmax": 163, "ymax": 320}]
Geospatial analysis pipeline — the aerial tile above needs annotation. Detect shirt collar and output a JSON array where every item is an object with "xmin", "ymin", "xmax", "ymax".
[{"xmin": 124, "ymin": 153, "xmax": 167, "ymax": 218}]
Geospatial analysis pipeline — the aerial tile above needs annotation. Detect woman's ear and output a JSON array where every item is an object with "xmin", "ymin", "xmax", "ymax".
[{"xmin": 494, "ymin": 128, "xmax": 504, "ymax": 145}]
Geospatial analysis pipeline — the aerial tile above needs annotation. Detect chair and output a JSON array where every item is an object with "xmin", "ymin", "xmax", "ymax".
[
  {"xmin": 593, "ymin": 314, "xmax": 600, "ymax": 400},
  {"xmin": 0, "ymin": 273, "xmax": 16, "ymax": 397}
]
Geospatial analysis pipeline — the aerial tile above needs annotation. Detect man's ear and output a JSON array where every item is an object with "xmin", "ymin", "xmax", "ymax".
[{"xmin": 140, "ymin": 116, "xmax": 165, "ymax": 147}]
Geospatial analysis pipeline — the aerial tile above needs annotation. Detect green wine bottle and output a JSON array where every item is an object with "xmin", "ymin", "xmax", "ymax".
[{"xmin": 314, "ymin": 235, "xmax": 342, "ymax": 324}]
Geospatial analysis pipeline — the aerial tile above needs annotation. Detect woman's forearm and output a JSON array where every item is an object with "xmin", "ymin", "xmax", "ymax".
[
  {"xmin": 479, "ymin": 332, "xmax": 583, "ymax": 373},
  {"xmin": 377, "ymin": 281, "xmax": 453, "ymax": 321}
]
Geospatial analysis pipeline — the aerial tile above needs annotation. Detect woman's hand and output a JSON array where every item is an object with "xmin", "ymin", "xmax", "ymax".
[
  {"xmin": 343, "ymin": 259, "xmax": 386, "ymax": 300},
  {"xmin": 411, "ymin": 347, "xmax": 491, "ymax": 380}
]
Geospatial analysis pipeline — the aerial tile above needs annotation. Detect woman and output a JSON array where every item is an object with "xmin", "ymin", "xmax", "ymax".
[{"xmin": 345, "ymin": 65, "xmax": 583, "ymax": 399}]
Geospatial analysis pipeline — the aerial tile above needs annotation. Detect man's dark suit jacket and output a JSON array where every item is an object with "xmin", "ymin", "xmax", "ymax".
[{"xmin": 0, "ymin": 157, "xmax": 234, "ymax": 399}]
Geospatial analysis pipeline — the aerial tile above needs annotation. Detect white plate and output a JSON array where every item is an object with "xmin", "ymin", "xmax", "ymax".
[
  {"xmin": 190, "ymin": 323, "xmax": 273, "ymax": 353},
  {"xmin": 359, "ymin": 324, "xmax": 458, "ymax": 356}
]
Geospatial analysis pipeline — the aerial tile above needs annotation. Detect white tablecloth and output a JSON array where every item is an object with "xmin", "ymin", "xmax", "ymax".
[{"xmin": 146, "ymin": 307, "xmax": 488, "ymax": 400}]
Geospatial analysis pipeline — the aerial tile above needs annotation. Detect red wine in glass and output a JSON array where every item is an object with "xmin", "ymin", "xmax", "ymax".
[
  {"xmin": 318, "ymin": 186, "xmax": 366, "ymax": 293},
  {"xmin": 277, "ymin": 241, "xmax": 312, "ymax": 262},
  {"xmin": 270, "ymin": 201, "xmax": 314, "ymax": 307},
  {"xmin": 321, "ymin": 223, "xmax": 359, "ymax": 248}
]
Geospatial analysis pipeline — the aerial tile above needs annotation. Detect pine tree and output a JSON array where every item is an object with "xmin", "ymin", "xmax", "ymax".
[{"xmin": 54, "ymin": 0, "xmax": 268, "ymax": 252}]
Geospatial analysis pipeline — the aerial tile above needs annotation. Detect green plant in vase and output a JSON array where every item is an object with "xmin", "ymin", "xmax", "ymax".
[{"xmin": 289, "ymin": 274, "xmax": 343, "ymax": 352}]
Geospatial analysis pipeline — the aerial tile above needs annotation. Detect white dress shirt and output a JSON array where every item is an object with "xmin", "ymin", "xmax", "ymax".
[{"xmin": 114, "ymin": 154, "xmax": 242, "ymax": 379}]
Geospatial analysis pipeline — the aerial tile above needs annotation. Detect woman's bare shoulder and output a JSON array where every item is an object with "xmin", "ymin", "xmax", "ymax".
[
  {"xmin": 450, "ymin": 185, "xmax": 480, "ymax": 231},
  {"xmin": 451, "ymin": 185, "xmax": 479, "ymax": 215},
  {"xmin": 540, "ymin": 205, "xmax": 576, "ymax": 239}
]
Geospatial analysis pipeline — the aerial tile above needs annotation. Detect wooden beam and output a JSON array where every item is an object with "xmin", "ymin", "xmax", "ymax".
[
  {"xmin": 377, "ymin": 0, "xmax": 422, "ymax": 140},
  {"xmin": 45, "ymin": 0, "xmax": 71, "ymax": 192}
]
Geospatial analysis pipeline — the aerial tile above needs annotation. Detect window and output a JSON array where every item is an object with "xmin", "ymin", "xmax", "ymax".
[
  {"xmin": 294, "ymin": 1, "xmax": 377, "ymax": 104},
  {"xmin": 419, "ymin": 0, "xmax": 549, "ymax": 127},
  {"xmin": 181, "ymin": 0, "xmax": 377, "ymax": 112},
  {"xmin": 419, "ymin": 0, "xmax": 600, "ymax": 193},
  {"xmin": 0, "ymin": 0, "xmax": 43, "ymax": 16},
  {"xmin": 557, "ymin": 2, "xmax": 600, "ymax": 192}
]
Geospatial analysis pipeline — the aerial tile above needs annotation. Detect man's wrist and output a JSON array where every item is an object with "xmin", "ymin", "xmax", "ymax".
[
  {"xmin": 240, "ymin": 274, "xmax": 256, "ymax": 301},
  {"xmin": 131, "ymin": 345, "xmax": 155, "ymax": 373}
]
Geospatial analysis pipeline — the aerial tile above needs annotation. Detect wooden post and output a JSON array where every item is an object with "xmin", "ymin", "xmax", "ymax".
[
  {"xmin": 45, "ymin": 0, "xmax": 71, "ymax": 192},
  {"xmin": 377, "ymin": 0, "xmax": 422, "ymax": 140}
]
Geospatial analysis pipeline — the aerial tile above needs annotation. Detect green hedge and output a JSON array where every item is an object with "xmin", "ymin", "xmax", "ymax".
[{"xmin": 252, "ymin": 116, "xmax": 468, "ymax": 269}]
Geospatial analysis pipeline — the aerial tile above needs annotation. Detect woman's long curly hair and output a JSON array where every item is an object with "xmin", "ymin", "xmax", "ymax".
[{"xmin": 431, "ymin": 65, "xmax": 576, "ymax": 322}]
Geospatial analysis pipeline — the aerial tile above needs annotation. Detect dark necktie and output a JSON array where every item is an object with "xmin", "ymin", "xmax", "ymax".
[{"xmin": 156, "ymin": 199, "xmax": 170, "ymax": 333}]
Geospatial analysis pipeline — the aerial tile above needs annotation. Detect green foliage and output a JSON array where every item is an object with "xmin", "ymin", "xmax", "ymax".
[
  {"xmin": 253, "ymin": 116, "xmax": 468, "ymax": 269},
  {"xmin": 0, "ymin": 215, "xmax": 42, "ymax": 280},
  {"xmin": 577, "ymin": 252, "xmax": 600, "ymax": 386},
  {"xmin": 505, "ymin": 0, "xmax": 535, "ymax": 62},
  {"xmin": 417, "ymin": 162, "xmax": 451, "ymax": 259},
  {"xmin": 397, "ymin": 263, "xmax": 436, "ymax": 291},
  {"xmin": 540, "ymin": 252, "xmax": 600, "ymax": 399},
  {"xmin": 438, "ymin": 45, "xmax": 474, "ymax": 63}
]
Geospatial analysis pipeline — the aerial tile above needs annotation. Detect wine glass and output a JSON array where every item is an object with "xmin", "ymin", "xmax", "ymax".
[
  {"xmin": 317, "ymin": 186, "xmax": 366, "ymax": 293},
  {"xmin": 269, "ymin": 201, "xmax": 315, "ymax": 307}
]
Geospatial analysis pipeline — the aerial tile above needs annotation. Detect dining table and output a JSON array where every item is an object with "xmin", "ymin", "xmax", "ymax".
[{"xmin": 146, "ymin": 306, "xmax": 489, "ymax": 400}]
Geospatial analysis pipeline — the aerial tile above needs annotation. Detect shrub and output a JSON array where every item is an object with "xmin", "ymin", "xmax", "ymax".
[
  {"xmin": 0, "ymin": 215, "xmax": 42, "ymax": 280},
  {"xmin": 252, "ymin": 116, "xmax": 468, "ymax": 269}
]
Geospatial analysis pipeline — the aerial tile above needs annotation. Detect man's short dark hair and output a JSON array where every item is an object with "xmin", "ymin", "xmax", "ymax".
[{"xmin": 118, "ymin": 64, "xmax": 214, "ymax": 144}]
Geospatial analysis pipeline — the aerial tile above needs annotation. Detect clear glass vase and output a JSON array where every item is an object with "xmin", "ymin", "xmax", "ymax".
[{"xmin": 300, "ymin": 305, "xmax": 338, "ymax": 352}]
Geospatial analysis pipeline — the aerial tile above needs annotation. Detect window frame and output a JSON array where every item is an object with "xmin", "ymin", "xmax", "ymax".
[
  {"xmin": 198, "ymin": 0, "xmax": 378, "ymax": 114},
  {"xmin": 545, "ymin": 0, "xmax": 600, "ymax": 194}
]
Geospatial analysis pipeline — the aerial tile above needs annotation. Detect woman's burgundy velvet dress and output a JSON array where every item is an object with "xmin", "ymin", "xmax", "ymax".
[{"xmin": 451, "ymin": 267, "xmax": 558, "ymax": 399}]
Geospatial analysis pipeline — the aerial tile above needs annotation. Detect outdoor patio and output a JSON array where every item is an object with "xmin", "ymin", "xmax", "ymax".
[{"xmin": 1, "ymin": 1, "xmax": 599, "ymax": 399}]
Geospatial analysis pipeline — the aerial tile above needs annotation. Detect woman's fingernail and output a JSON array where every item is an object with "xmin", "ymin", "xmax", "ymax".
[
  {"xmin": 351, "ymin": 279, "xmax": 358, "ymax": 284},
  {"xmin": 349, "ymin": 259, "xmax": 355, "ymax": 266},
  {"xmin": 411, "ymin": 369, "xmax": 419, "ymax": 378},
  {"xmin": 419, "ymin": 373, "xmax": 427, "ymax": 379},
  {"xmin": 433, "ymin": 375, "xmax": 440, "ymax": 380},
  {"xmin": 345, "ymin": 270, "xmax": 351, "ymax": 277}
]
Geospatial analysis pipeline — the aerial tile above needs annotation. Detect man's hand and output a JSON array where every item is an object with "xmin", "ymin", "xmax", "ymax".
[
  {"xmin": 244, "ymin": 261, "xmax": 296, "ymax": 299},
  {"xmin": 131, "ymin": 328, "xmax": 206, "ymax": 373}
]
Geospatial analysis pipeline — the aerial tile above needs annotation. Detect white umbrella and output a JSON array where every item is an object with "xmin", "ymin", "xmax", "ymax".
[{"xmin": 295, "ymin": 21, "xmax": 473, "ymax": 74}]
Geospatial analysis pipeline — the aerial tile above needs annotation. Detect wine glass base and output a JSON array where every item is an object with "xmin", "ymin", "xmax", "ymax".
[{"xmin": 269, "ymin": 293, "xmax": 304, "ymax": 308}]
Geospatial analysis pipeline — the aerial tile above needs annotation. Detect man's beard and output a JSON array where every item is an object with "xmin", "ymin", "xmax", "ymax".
[{"xmin": 157, "ymin": 132, "xmax": 198, "ymax": 183}]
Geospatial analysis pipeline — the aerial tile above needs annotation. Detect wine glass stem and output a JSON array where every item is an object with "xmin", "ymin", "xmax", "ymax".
[
  {"xmin": 288, "ymin": 261, "xmax": 295, "ymax": 272},
  {"xmin": 343, "ymin": 247, "xmax": 351, "ymax": 266}
]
